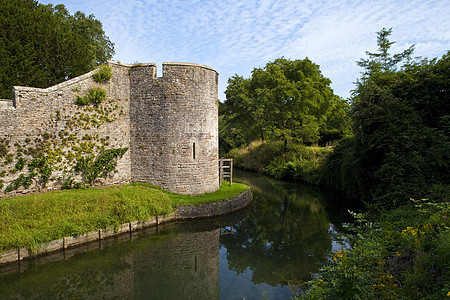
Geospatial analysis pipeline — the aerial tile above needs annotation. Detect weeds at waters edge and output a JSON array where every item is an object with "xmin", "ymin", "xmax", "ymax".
[{"xmin": 0, "ymin": 182, "xmax": 249, "ymax": 252}]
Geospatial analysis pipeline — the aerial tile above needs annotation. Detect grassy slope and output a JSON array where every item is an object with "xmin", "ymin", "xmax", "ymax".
[
  {"xmin": 0, "ymin": 182, "xmax": 248, "ymax": 251},
  {"xmin": 226, "ymin": 140, "xmax": 331, "ymax": 184}
]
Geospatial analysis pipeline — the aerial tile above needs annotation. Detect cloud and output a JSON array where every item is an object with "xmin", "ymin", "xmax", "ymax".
[{"xmin": 39, "ymin": 0, "xmax": 450, "ymax": 100}]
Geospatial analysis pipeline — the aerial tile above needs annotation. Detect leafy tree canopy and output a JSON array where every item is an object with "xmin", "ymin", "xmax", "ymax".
[
  {"xmin": 323, "ymin": 28, "xmax": 449, "ymax": 208},
  {"xmin": 220, "ymin": 58, "xmax": 351, "ymax": 154},
  {"xmin": 0, "ymin": 0, "xmax": 114, "ymax": 99}
]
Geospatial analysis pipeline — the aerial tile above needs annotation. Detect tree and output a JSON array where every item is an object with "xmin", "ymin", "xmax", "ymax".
[
  {"xmin": 220, "ymin": 58, "xmax": 351, "ymax": 153},
  {"xmin": 356, "ymin": 27, "xmax": 414, "ymax": 76},
  {"xmin": 323, "ymin": 28, "xmax": 449, "ymax": 208},
  {"xmin": 0, "ymin": 0, "xmax": 114, "ymax": 99}
]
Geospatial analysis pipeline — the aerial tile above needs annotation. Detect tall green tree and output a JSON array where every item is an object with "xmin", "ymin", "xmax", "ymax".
[
  {"xmin": 0, "ymin": 0, "xmax": 114, "ymax": 99},
  {"xmin": 322, "ymin": 28, "xmax": 449, "ymax": 208},
  {"xmin": 220, "ymin": 58, "xmax": 351, "ymax": 153}
]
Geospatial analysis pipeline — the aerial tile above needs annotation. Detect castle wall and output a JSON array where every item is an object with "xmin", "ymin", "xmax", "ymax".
[
  {"xmin": 0, "ymin": 63, "xmax": 132, "ymax": 196},
  {"xmin": 130, "ymin": 63, "xmax": 219, "ymax": 195},
  {"xmin": 0, "ymin": 61, "xmax": 219, "ymax": 196}
]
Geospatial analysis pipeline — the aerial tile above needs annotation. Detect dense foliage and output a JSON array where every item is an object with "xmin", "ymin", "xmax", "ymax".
[
  {"xmin": 301, "ymin": 201, "xmax": 449, "ymax": 299},
  {"xmin": 220, "ymin": 58, "xmax": 351, "ymax": 155},
  {"xmin": 226, "ymin": 140, "xmax": 330, "ymax": 185},
  {"xmin": 296, "ymin": 28, "xmax": 450, "ymax": 300},
  {"xmin": 321, "ymin": 28, "xmax": 450, "ymax": 208},
  {"xmin": 0, "ymin": 0, "xmax": 114, "ymax": 99}
]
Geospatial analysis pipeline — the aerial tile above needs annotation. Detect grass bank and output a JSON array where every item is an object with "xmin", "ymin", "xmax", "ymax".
[
  {"xmin": 0, "ymin": 182, "xmax": 248, "ymax": 252},
  {"xmin": 226, "ymin": 140, "xmax": 332, "ymax": 185}
]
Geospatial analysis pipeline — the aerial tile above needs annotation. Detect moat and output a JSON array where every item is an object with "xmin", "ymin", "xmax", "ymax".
[{"xmin": 0, "ymin": 170, "xmax": 352, "ymax": 299}]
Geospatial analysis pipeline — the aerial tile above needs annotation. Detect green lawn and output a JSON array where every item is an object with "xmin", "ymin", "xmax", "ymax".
[{"xmin": 0, "ymin": 182, "xmax": 249, "ymax": 252}]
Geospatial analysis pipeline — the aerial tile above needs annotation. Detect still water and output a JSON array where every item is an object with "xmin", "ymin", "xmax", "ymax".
[{"xmin": 0, "ymin": 170, "xmax": 351, "ymax": 299}]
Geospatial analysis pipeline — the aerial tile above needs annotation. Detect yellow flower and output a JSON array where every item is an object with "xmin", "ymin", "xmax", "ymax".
[
  {"xmin": 332, "ymin": 249, "xmax": 347, "ymax": 262},
  {"xmin": 423, "ymin": 223, "xmax": 433, "ymax": 232}
]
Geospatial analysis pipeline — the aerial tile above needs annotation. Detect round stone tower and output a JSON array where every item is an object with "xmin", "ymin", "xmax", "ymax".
[{"xmin": 130, "ymin": 62, "xmax": 219, "ymax": 195}]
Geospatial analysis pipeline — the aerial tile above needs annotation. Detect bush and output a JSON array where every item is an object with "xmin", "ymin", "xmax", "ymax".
[
  {"xmin": 226, "ymin": 140, "xmax": 285, "ymax": 172},
  {"xmin": 226, "ymin": 141, "xmax": 330, "ymax": 185},
  {"xmin": 75, "ymin": 87, "xmax": 106, "ymax": 107},
  {"xmin": 300, "ymin": 200, "xmax": 450, "ymax": 299},
  {"xmin": 92, "ymin": 64, "xmax": 112, "ymax": 83}
]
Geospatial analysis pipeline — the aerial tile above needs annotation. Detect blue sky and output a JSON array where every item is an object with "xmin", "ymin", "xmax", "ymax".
[{"xmin": 40, "ymin": 0, "xmax": 450, "ymax": 101}]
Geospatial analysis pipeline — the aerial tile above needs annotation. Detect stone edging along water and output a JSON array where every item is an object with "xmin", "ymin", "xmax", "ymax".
[{"xmin": 0, "ymin": 188, "xmax": 252, "ymax": 265}]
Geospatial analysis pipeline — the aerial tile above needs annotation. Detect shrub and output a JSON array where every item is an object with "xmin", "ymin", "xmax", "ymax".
[
  {"xmin": 300, "ymin": 200, "xmax": 450, "ymax": 299},
  {"xmin": 75, "ymin": 87, "xmax": 106, "ymax": 107},
  {"xmin": 92, "ymin": 64, "xmax": 112, "ymax": 83},
  {"xmin": 226, "ymin": 140, "xmax": 328, "ymax": 185}
]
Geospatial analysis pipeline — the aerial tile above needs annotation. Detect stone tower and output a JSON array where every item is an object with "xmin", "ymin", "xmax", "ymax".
[{"xmin": 129, "ymin": 62, "xmax": 219, "ymax": 195}]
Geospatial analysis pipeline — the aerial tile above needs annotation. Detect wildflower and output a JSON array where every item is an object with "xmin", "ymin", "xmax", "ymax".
[
  {"xmin": 417, "ymin": 251, "xmax": 421, "ymax": 255},
  {"xmin": 332, "ymin": 249, "xmax": 347, "ymax": 262},
  {"xmin": 437, "ymin": 277, "xmax": 442, "ymax": 282},
  {"xmin": 443, "ymin": 216, "xmax": 447, "ymax": 219},
  {"xmin": 423, "ymin": 223, "xmax": 433, "ymax": 231},
  {"xmin": 396, "ymin": 252, "xmax": 400, "ymax": 256},
  {"xmin": 430, "ymin": 269, "xmax": 437, "ymax": 274},
  {"xmin": 447, "ymin": 291, "xmax": 450, "ymax": 296},
  {"xmin": 402, "ymin": 226, "xmax": 418, "ymax": 236}
]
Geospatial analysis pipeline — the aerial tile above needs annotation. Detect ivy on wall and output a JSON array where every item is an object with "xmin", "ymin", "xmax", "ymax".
[
  {"xmin": 74, "ymin": 147, "xmax": 128, "ymax": 185},
  {"xmin": 1, "ymin": 70, "xmax": 129, "ymax": 194}
]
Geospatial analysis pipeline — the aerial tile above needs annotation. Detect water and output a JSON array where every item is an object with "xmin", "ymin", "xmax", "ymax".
[{"xmin": 0, "ymin": 170, "xmax": 351, "ymax": 299}]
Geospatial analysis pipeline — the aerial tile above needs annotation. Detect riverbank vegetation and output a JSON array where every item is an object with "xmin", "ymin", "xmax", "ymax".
[
  {"xmin": 227, "ymin": 140, "xmax": 331, "ymax": 185},
  {"xmin": 299, "ymin": 200, "xmax": 449, "ymax": 299},
  {"xmin": 220, "ymin": 28, "xmax": 449, "ymax": 298},
  {"xmin": 0, "ymin": 182, "xmax": 248, "ymax": 252}
]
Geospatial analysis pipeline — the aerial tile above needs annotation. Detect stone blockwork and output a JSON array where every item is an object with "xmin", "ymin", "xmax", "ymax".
[
  {"xmin": 130, "ymin": 62, "xmax": 219, "ymax": 194},
  {"xmin": 0, "ymin": 61, "xmax": 219, "ymax": 196}
]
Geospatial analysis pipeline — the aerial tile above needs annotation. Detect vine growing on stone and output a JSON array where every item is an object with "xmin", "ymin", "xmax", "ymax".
[{"xmin": 74, "ymin": 147, "xmax": 128, "ymax": 185}]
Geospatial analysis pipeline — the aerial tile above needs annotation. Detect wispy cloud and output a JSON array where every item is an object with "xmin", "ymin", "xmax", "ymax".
[{"xmin": 40, "ymin": 0, "xmax": 450, "ymax": 100}]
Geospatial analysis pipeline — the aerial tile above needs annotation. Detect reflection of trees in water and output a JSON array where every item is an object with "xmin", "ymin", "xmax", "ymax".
[{"xmin": 221, "ymin": 171, "xmax": 332, "ymax": 286}]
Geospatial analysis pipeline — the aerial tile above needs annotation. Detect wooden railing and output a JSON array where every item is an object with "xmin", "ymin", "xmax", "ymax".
[{"xmin": 219, "ymin": 158, "xmax": 233, "ymax": 185}]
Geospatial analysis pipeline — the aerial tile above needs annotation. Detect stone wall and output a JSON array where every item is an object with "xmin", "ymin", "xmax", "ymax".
[
  {"xmin": 130, "ymin": 62, "xmax": 219, "ymax": 195},
  {"xmin": 0, "ymin": 63, "xmax": 131, "ymax": 197},
  {"xmin": 0, "ymin": 61, "xmax": 219, "ymax": 197}
]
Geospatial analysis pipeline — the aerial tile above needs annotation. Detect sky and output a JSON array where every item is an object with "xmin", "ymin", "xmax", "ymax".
[{"xmin": 39, "ymin": 0, "xmax": 450, "ymax": 101}]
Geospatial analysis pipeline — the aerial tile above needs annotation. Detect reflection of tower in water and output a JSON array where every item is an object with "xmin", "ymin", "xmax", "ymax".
[
  {"xmin": 132, "ymin": 229, "xmax": 220, "ymax": 299},
  {"xmin": 0, "ymin": 229, "xmax": 221, "ymax": 299}
]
